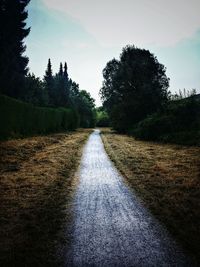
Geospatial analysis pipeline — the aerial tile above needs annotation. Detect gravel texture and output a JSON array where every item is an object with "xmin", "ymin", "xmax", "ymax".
[{"xmin": 66, "ymin": 130, "xmax": 193, "ymax": 267}]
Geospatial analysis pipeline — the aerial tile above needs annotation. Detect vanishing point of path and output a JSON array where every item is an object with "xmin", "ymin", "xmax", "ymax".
[{"xmin": 66, "ymin": 130, "xmax": 193, "ymax": 267}]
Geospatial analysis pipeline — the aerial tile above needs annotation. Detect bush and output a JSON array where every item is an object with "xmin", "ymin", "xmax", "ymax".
[
  {"xmin": 160, "ymin": 131, "xmax": 200, "ymax": 146},
  {"xmin": 131, "ymin": 96, "xmax": 200, "ymax": 145},
  {"xmin": 131, "ymin": 114, "xmax": 174, "ymax": 141},
  {"xmin": 0, "ymin": 94, "xmax": 79, "ymax": 140}
]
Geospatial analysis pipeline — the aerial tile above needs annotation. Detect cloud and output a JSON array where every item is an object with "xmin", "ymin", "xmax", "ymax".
[{"xmin": 42, "ymin": 0, "xmax": 200, "ymax": 46}]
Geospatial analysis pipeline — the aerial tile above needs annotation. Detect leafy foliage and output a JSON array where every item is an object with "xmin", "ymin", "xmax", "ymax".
[
  {"xmin": 22, "ymin": 73, "xmax": 49, "ymax": 106},
  {"xmin": 96, "ymin": 107, "xmax": 110, "ymax": 127},
  {"xmin": 100, "ymin": 45, "xmax": 169, "ymax": 132},
  {"xmin": 131, "ymin": 96, "xmax": 200, "ymax": 145}
]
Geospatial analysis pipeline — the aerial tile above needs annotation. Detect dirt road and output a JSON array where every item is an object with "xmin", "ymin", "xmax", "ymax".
[{"xmin": 66, "ymin": 130, "xmax": 192, "ymax": 266}]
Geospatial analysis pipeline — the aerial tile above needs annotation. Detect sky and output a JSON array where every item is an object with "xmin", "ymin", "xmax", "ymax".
[{"xmin": 26, "ymin": 0, "xmax": 200, "ymax": 106}]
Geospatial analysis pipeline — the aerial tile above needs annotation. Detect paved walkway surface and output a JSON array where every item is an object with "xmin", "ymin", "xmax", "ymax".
[{"xmin": 66, "ymin": 130, "xmax": 193, "ymax": 267}]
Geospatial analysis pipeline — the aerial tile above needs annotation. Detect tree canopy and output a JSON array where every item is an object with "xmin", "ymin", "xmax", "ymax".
[
  {"xmin": 0, "ymin": 0, "xmax": 30, "ymax": 97},
  {"xmin": 100, "ymin": 45, "xmax": 170, "ymax": 132}
]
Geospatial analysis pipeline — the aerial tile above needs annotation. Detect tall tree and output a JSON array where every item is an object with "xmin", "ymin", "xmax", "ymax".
[
  {"xmin": 76, "ymin": 90, "xmax": 96, "ymax": 127},
  {"xmin": 64, "ymin": 62, "xmax": 68, "ymax": 80},
  {"xmin": 63, "ymin": 62, "xmax": 70, "ymax": 105},
  {"xmin": 58, "ymin": 63, "xmax": 63, "ymax": 76},
  {"xmin": 100, "ymin": 45, "xmax": 170, "ymax": 132},
  {"xmin": 0, "ymin": 0, "xmax": 30, "ymax": 97},
  {"xmin": 44, "ymin": 58, "xmax": 53, "ymax": 106},
  {"xmin": 54, "ymin": 62, "xmax": 69, "ymax": 107},
  {"xmin": 44, "ymin": 59, "xmax": 53, "ymax": 82}
]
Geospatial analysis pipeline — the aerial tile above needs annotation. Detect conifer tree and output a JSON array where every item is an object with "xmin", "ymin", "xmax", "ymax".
[
  {"xmin": 54, "ymin": 62, "xmax": 69, "ymax": 107},
  {"xmin": 44, "ymin": 58, "xmax": 54, "ymax": 106},
  {"xmin": 44, "ymin": 59, "xmax": 53, "ymax": 82},
  {"xmin": 0, "ymin": 0, "xmax": 30, "ymax": 97},
  {"xmin": 64, "ymin": 62, "xmax": 68, "ymax": 80},
  {"xmin": 63, "ymin": 62, "xmax": 70, "ymax": 105},
  {"xmin": 59, "ymin": 63, "xmax": 63, "ymax": 76}
]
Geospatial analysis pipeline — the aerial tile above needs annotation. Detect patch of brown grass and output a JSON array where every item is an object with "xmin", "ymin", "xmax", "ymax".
[
  {"xmin": 101, "ymin": 128, "xmax": 200, "ymax": 264},
  {"xmin": 0, "ymin": 129, "xmax": 91, "ymax": 266}
]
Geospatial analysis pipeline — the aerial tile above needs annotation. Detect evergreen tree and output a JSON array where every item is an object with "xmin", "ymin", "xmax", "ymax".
[
  {"xmin": 58, "ymin": 63, "xmax": 63, "ymax": 76},
  {"xmin": 44, "ymin": 59, "xmax": 53, "ymax": 82},
  {"xmin": 63, "ymin": 62, "xmax": 70, "ymax": 105},
  {"xmin": 64, "ymin": 62, "xmax": 68, "ymax": 80},
  {"xmin": 54, "ymin": 63, "xmax": 68, "ymax": 107},
  {"xmin": 0, "ymin": 0, "xmax": 30, "ymax": 97},
  {"xmin": 44, "ymin": 58, "xmax": 54, "ymax": 106}
]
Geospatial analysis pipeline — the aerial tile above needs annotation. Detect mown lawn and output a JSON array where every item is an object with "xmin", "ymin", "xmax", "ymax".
[
  {"xmin": 0, "ymin": 129, "xmax": 91, "ymax": 267},
  {"xmin": 101, "ymin": 128, "xmax": 200, "ymax": 265}
]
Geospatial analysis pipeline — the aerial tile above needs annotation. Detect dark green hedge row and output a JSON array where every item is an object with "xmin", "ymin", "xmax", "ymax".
[
  {"xmin": 131, "ymin": 97, "xmax": 200, "ymax": 146},
  {"xmin": 0, "ymin": 94, "xmax": 79, "ymax": 140}
]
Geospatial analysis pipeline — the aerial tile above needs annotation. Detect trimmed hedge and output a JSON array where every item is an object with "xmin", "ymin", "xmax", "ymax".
[{"xmin": 0, "ymin": 94, "xmax": 79, "ymax": 140}]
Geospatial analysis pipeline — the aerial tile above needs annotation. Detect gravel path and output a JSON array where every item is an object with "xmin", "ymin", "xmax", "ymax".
[{"xmin": 66, "ymin": 130, "xmax": 192, "ymax": 267}]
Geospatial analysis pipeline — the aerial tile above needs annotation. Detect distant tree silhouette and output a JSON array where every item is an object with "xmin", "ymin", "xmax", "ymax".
[
  {"xmin": 100, "ymin": 45, "xmax": 169, "ymax": 132},
  {"xmin": 45, "ymin": 59, "xmax": 53, "ymax": 81},
  {"xmin": 0, "ymin": 0, "xmax": 30, "ymax": 97},
  {"xmin": 23, "ymin": 73, "xmax": 48, "ymax": 106},
  {"xmin": 77, "ymin": 90, "xmax": 96, "ymax": 127},
  {"xmin": 44, "ymin": 58, "xmax": 54, "ymax": 106},
  {"xmin": 63, "ymin": 62, "xmax": 70, "ymax": 105},
  {"xmin": 58, "ymin": 63, "xmax": 63, "ymax": 76},
  {"xmin": 64, "ymin": 62, "xmax": 68, "ymax": 80},
  {"xmin": 53, "ymin": 62, "xmax": 69, "ymax": 107}
]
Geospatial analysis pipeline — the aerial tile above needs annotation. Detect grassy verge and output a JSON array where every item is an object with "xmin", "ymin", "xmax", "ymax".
[
  {"xmin": 0, "ymin": 129, "xmax": 91, "ymax": 266},
  {"xmin": 101, "ymin": 128, "xmax": 200, "ymax": 264}
]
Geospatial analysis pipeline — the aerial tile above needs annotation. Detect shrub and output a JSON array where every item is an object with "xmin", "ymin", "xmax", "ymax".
[
  {"xmin": 131, "ymin": 96, "xmax": 200, "ymax": 145},
  {"xmin": 0, "ymin": 94, "xmax": 79, "ymax": 140}
]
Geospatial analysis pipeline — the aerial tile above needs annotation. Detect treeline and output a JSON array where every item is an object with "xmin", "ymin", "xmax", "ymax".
[
  {"xmin": 22, "ymin": 59, "xmax": 96, "ymax": 128},
  {"xmin": 0, "ymin": 0, "xmax": 96, "ymax": 139},
  {"xmin": 0, "ymin": 59, "xmax": 96, "ymax": 139},
  {"xmin": 100, "ymin": 45, "xmax": 200, "ymax": 145}
]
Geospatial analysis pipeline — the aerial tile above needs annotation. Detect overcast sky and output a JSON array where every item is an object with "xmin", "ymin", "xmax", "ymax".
[{"xmin": 26, "ymin": 0, "xmax": 200, "ymax": 106}]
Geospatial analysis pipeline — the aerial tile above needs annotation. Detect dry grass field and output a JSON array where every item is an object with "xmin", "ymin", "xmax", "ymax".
[
  {"xmin": 101, "ymin": 128, "xmax": 200, "ymax": 264},
  {"xmin": 0, "ymin": 129, "xmax": 91, "ymax": 266}
]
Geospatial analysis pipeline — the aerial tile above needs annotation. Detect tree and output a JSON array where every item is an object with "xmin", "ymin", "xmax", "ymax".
[
  {"xmin": 78, "ymin": 90, "xmax": 96, "ymax": 127},
  {"xmin": 100, "ymin": 45, "xmax": 170, "ymax": 132},
  {"xmin": 23, "ymin": 73, "xmax": 48, "ymax": 106},
  {"xmin": 96, "ymin": 107, "xmax": 110, "ymax": 127},
  {"xmin": 53, "ymin": 62, "xmax": 69, "ymax": 107},
  {"xmin": 100, "ymin": 59, "xmax": 121, "ymax": 113},
  {"xmin": 0, "ymin": 0, "xmax": 30, "ymax": 98},
  {"xmin": 63, "ymin": 62, "xmax": 70, "ymax": 105},
  {"xmin": 64, "ymin": 62, "xmax": 68, "ymax": 80},
  {"xmin": 58, "ymin": 63, "xmax": 63, "ymax": 76},
  {"xmin": 44, "ymin": 58, "xmax": 53, "ymax": 106},
  {"xmin": 44, "ymin": 59, "xmax": 53, "ymax": 82}
]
